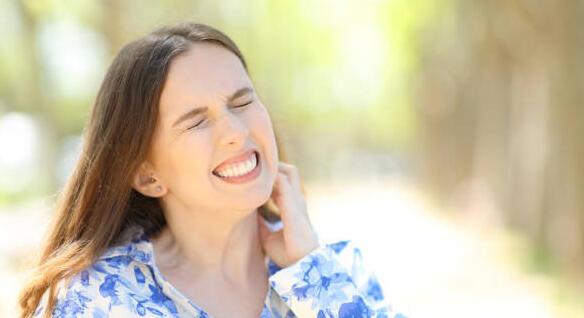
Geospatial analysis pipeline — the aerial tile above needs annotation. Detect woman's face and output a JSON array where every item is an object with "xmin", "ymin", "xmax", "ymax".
[{"xmin": 148, "ymin": 42, "xmax": 278, "ymax": 213}]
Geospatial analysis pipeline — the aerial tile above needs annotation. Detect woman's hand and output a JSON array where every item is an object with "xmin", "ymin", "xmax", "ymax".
[{"xmin": 257, "ymin": 162, "xmax": 320, "ymax": 268}]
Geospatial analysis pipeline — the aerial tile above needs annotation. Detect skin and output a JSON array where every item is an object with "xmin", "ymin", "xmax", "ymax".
[{"xmin": 131, "ymin": 42, "xmax": 319, "ymax": 317}]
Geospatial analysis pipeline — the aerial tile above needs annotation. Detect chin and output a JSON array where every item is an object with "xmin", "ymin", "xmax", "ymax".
[
  {"xmin": 232, "ymin": 183, "xmax": 273, "ymax": 212},
  {"xmin": 249, "ymin": 187, "xmax": 274, "ymax": 209}
]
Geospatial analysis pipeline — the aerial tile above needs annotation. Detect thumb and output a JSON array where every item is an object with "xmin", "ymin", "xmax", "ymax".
[
  {"xmin": 257, "ymin": 213, "xmax": 288, "ymax": 267},
  {"xmin": 257, "ymin": 213, "xmax": 271, "ymax": 246}
]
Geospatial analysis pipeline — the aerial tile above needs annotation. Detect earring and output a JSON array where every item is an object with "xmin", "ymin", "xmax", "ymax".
[{"xmin": 155, "ymin": 186, "xmax": 162, "ymax": 193}]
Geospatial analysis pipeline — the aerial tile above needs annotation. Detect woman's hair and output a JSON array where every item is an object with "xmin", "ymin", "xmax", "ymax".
[{"xmin": 19, "ymin": 22, "xmax": 285, "ymax": 318}]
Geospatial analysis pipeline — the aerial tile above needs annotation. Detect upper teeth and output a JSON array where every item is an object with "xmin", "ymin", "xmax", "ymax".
[{"xmin": 215, "ymin": 153, "xmax": 257, "ymax": 178}]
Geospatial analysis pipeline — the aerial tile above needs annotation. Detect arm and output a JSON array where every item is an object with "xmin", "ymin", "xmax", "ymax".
[
  {"xmin": 268, "ymin": 240, "xmax": 408, "ymax": 318},
  {"xmin": 258, "ymin": 162, "xmax": 408, "ymax": 317}
]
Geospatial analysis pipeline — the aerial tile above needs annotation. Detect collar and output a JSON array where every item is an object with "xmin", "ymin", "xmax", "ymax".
[{"xmin": 99, "ymin": 225, "xmax": 283, "ymax": 276}]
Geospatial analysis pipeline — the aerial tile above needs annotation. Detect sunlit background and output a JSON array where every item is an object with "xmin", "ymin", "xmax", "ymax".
[{"xmin": 1, "ymin": 0, "xmax": 583, "ymax": 317}]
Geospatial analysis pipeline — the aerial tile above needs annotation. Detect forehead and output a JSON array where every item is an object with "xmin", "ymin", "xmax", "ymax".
[{"xmin": 158, "ymin": 42, "xmax": 250, "ymax": 119}]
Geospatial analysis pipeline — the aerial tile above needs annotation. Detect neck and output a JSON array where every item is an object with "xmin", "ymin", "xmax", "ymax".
[{"xmin": 150, "ymin": 195, "xmax": 266, "ymax": 287}]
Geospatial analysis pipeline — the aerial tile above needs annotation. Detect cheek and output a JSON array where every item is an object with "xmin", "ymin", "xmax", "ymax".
[{"xmin": 166, "ymin": 133, "xmax": 214, "ymax": 186}]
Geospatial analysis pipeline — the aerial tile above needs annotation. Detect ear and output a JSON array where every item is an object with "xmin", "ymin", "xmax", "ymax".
[{"xmin": 131, "ymin": 162, "xmax": 166, "ymax": 198}]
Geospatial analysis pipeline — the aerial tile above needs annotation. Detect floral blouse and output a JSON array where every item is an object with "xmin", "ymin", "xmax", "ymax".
[{"xmin": 34, "ymin": 225, "xmax": 408, "ymax": 318}]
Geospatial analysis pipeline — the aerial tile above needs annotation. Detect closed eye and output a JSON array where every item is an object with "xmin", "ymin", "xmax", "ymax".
[
  {"xmin": 186, "ymin": 100, "xmax": 252, "ymax": 131},
  {"xmin": 233, "ymin": 100, "xmax": 253, "ymax": 108},
  {"xmin": 186, "ymin": 118, "xmax": 206, "ymax": 130}
]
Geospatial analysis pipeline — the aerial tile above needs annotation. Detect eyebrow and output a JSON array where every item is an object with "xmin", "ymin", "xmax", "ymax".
[{"xmin": 171, "ymin": 87, "xmax": 253, "ymax": 128}]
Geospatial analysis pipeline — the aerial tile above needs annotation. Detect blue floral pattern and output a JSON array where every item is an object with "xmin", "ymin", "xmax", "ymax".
[{"xmin": 34, "ymin": 225, "xmax": 407, "ymax": 317}]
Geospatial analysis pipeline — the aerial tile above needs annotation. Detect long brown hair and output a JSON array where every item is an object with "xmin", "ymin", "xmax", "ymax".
[{"xmin": 18, "ymin": 22, "xmax": 284, "ymax": 318}]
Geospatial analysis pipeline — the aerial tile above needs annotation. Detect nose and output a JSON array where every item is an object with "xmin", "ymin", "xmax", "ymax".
[{"xmin": 216, "ymin": 112, "xmax": 249, "ymax": 149}]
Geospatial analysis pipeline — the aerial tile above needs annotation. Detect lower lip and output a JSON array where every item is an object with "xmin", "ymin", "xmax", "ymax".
[{"xmin": 213, "ymin": 152, "xmax": 261, "ymax": 184}]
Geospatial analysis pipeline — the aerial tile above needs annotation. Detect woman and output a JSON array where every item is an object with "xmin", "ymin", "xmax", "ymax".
[{"xmin": 19, "ymin": 22, "xmax": 407, "ymax": 318}]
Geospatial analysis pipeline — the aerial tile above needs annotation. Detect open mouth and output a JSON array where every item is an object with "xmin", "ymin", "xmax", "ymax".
[{"xmin": 212, "ymin": 150, "xmax": 260, "ymax": 182}]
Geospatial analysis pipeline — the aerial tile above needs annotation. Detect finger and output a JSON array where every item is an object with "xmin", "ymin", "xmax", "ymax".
[
  {"xmin": 271, "ymin": 172, "xmax": 291, "ymax": 205},
  {"xmin": 278, "ymin": 162, "xmax": 301, "ymax": 190},
  {"xmin": 273, "ymin": 171, "xmax": 292, "ymax": 193},
  {"xmin": 272, "ymin": 172, "xmax": 301, "ymax": 223},
  {"xmin": 257, "ymin": 213, "xmax": 271, "ymax": 242}
]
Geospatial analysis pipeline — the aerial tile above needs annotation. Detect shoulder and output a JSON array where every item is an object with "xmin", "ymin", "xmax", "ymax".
[
  {"xmin": 34, "ymin": 258, "xmax": 136, "ymax": 317},
  {"xmin": 34, "ymin": 227, "xmax": 169, "ymax": 317}
]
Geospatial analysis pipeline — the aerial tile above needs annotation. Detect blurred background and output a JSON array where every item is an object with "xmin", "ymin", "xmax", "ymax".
[{"xmin": 1, "ymin": 0, "xmax": 583, "ymax": 317}]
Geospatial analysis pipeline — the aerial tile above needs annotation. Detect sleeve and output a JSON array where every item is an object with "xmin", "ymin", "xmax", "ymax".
[{"xmin": 268, "ymin": 240, "xmax": 409, "ymax": 318}]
